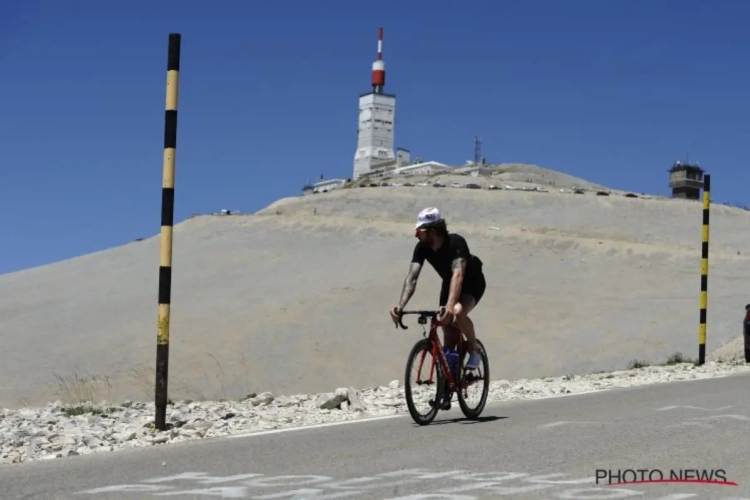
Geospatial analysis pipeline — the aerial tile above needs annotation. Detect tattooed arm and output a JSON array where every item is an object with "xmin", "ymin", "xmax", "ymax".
[
  {"xmin": 445, "ymin": 257, "xmax": 466, "ymax": 310},
  {"xmin": 398, "ymin": 262, "xmax": 422, "ymax": 308}
]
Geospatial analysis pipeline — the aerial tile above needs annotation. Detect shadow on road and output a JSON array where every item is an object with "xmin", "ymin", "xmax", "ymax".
[{"xmin": 414, "ymin": 415, "xmax": 508, "ymax": 427}]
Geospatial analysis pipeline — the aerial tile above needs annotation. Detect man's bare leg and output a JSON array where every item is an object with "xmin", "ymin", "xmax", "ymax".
[
  {"xmin": 441, "ymin": 324, "xmax": 461, "ymax": 351},
  {"xmin": 452, "ymin": 293, "xmax": 477, "ymax": 353}
]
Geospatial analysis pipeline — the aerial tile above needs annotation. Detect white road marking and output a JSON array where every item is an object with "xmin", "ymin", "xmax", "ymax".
[
  {"xmin": 669, "ymin": 421, "xmax": 715, "ymax": 429},
  {"xmin": 652, "ymin": 495, "xmax": 698, "ymax": 499},
  {"xmin": 556, "ymin": 488, "xmax": 643, "ymax": 499},
  {"xmin": 695, "ymin": 414, "xmax": 750, "ymax": 422},
  {"xmin": 538, "ymin": 421, "xmax": 605, "ymax": 429},
  {"xmin": 657, "ymin": 405, "xmax": 734, "ymax": 411}
]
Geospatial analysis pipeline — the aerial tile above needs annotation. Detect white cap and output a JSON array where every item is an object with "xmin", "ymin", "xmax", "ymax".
[{"xmin": 414, "ymin": 207, "xmax": 443, "ymax": 229}]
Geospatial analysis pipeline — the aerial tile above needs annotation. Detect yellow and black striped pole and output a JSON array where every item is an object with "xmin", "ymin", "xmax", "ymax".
[
  {"xmin": 698, "ymin": 173, "xmax": 711, "ymax": 366},
  {"xmin": 155, "ymin": 33, "xmax": 181, "ymax": 431}
]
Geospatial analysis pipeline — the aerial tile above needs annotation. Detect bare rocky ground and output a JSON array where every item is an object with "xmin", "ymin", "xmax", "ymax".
[
  {"xmin": 709, "ymin": 334, "xmax": 748, "ymax": 361},
  {"xmin": 350, "ymin": 162, "xmax": 619, "ymax": 192},
  {"xmin": 2, "ymin": 164, "xmax": 750, "ymax": 459}
]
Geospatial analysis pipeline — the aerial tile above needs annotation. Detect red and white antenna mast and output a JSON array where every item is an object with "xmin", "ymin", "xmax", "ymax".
[{"xmin": 371, "ymin": 27, "xmax": 385, "ymax": 94}]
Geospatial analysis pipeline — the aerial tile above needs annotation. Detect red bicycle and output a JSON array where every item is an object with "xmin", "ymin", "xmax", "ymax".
[{"xmin": 396, "ymin": 309, "xmax": 490, "ymax": 425}]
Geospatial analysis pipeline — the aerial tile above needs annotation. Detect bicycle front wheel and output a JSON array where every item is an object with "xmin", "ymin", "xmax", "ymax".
[
  {"xmin": 404, "ymin": 338, "xmax": 444, "ymax": 426},
  {"xmin": 457, "ymin": 338, "xmax": 490, "ymax": 419}
]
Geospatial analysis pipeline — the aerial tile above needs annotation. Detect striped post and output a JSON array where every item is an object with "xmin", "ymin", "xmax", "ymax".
[
  {"xmin": 155, "ymin": 33, "xmax": 181, "ymax": 431},
  {"xmin": 698, "ymin": 174, "xmax": 710, "ymax": 366}
]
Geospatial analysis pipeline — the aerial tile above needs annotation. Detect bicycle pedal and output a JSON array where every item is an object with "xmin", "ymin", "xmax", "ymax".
[{"xmin": 428, "ymin": 398, "xmax": 452, "ymax": 411}]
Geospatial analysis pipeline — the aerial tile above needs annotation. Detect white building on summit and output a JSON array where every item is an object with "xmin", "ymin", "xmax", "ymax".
[{"xmin": 352, "ymin": 27, "xmax": 397, "ymax": 180}]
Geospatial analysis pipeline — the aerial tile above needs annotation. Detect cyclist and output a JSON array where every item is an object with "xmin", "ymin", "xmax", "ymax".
[{"xmin": 390, "ymin": 207, "xmax": 486, "ymax": 371}]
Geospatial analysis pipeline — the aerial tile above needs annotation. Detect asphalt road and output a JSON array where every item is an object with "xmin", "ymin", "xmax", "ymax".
[{"xmin": 2, "ymin": 373, "xmax": 750, "ymax": 500}]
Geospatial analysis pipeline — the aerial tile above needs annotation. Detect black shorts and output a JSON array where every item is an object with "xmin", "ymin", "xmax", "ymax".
[{"xmin": 439, "ymin": 272, "xmax": 486, "ymax": 307}]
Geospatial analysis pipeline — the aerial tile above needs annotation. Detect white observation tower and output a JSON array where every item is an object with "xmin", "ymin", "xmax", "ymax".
[{"xmin": 352, "ymin": 27, "xmax": 397, "ymax": 179}]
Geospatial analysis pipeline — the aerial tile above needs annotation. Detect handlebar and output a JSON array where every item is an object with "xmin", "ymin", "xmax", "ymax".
[{"xmin": 395, "ymin": 309, "xmax": 442, "ymax": 330}]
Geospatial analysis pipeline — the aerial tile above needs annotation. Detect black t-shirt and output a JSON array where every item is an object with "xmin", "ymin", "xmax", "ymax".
[{"xmin": 411, "ymin": 233, "xmax": 482, "ymax": 284}]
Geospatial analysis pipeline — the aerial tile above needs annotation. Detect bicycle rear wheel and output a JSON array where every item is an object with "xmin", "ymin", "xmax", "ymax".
[
  {"xmin": 404, "ymin": 338, "xmax": 444, "ymax": 425},
  {"xmin": 457, "ymin": 338, "xmax": 490, "ymax": 419}
]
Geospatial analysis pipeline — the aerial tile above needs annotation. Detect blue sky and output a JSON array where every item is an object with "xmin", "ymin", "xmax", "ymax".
[{"xmin": 1, "ymin": 0, "xmax": 748, "ymax": 275}]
